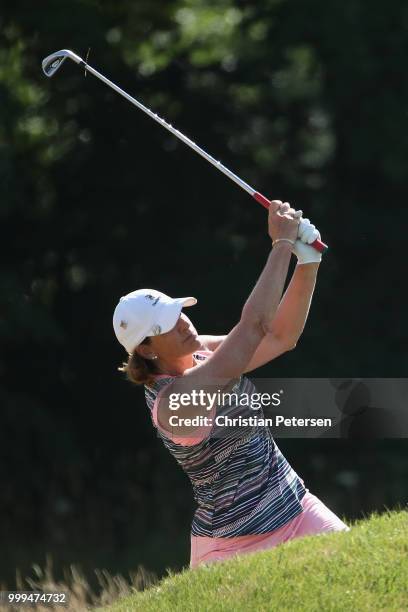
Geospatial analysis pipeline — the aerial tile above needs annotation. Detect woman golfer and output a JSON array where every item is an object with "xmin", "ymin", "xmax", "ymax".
[{"xmin": 113, "ymin": 200, "xmax": 349, "ymax": 568}]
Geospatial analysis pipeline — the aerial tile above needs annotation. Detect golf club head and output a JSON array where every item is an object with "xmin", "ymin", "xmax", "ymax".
[{"xmin": 42, "ymin": 49, "xmax": 83, "ymax": 77}]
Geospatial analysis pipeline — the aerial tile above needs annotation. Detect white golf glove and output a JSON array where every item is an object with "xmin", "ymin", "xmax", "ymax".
[{"xmin": 293, "ymin": 218, "xmax": 322, "ymax": 264}]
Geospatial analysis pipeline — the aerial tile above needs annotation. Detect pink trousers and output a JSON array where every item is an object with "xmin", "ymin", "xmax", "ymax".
[{"xmin": 190, "ymin": 491, "xmax": 350, "ymax": 568}]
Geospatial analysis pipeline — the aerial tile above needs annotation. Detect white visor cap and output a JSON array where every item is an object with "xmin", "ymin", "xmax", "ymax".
[{"xmin": 113, "ymin": 288, "xmax": 197, "ymax": 354}]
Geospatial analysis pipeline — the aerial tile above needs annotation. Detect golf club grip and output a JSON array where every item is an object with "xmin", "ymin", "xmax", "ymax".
[{"xmin": 253, "ymin": 192, "xmax": 328, "ymax": 254}]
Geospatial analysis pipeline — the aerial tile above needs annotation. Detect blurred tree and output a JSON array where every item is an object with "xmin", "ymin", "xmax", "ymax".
[{"xmin": 0, "ymin": 0, "xmax": 407, "ymax": 586}]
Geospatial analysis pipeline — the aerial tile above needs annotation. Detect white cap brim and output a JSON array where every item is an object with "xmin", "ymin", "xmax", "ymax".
[{"xmin": 152, "ymin": 296, "xmax": 197, "ymax": 337}]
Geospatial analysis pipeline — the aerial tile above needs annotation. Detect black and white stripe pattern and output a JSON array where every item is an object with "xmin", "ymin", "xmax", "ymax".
[{"xmin": 145, "ymin": 353, "xmax": 306, "ymax": 537}]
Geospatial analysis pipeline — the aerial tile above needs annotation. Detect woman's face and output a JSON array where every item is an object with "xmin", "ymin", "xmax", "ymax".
[{"xmin": 149, "ymin": 311, "xmax": 201, "ymax": 360}]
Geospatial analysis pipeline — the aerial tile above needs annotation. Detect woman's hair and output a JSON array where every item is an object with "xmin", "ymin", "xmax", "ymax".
[{"xmin": 118, "ymin": 337, "xmax": 159, "ymax": 387}]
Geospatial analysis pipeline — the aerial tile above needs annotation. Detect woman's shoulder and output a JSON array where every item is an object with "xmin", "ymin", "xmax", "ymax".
[{"xmin": 145, "ymin": 350, "xmax": 213, "ymax": 398}]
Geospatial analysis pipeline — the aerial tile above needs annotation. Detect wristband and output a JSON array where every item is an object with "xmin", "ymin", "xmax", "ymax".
[{"xmin": 272, "ymin": 238, "xmax": 296, "ymax": 247}]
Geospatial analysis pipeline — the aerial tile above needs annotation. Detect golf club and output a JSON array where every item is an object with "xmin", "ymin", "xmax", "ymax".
[{"xmin": 42, "ymin": 49, "xmax": 328, "ymax": 253}]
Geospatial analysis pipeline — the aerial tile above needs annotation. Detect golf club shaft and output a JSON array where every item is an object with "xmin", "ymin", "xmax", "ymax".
[
  {"xmin": 84, "ymin": 64, "xmax": 258, "ymax": 197},
  {"xmin": 45, "ymin": 51, "xmax": 328, "ymax": 253}
]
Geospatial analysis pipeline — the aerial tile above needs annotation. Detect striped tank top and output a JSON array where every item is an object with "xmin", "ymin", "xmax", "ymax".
[{"xmin": 144, "ymin": 352, "xmax": 306, "ymax": 538}]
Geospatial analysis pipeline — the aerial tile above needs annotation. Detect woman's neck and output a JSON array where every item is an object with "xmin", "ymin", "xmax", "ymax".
[{"xmin": 157, "ymin": 353, "xmax": 197, "ymax": 377}]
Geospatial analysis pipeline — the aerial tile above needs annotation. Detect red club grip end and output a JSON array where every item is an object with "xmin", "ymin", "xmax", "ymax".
[{"xmin": 253, "ymin": 191, "xmax": 272, "ymax": 209}]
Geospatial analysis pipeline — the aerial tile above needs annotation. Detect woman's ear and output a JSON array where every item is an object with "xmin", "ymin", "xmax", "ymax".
[
  {"xmin": 135, "ymin": 344, "xmax": 149, "ymax": 359},
  {"xmin": 135, "ymin": 343, "xmax": 156, "ymax": 360}
]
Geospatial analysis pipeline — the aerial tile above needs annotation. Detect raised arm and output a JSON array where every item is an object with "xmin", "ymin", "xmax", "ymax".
[
  {"xmin": 157, "ymin": 201, "xmax": 301, "ymax": 434},
  {"xmin": 197, "ymin": 262, "xmax": 319, "ymax": 372},
  {"xmin": 199, "ymin": 212, "xmax": 323, "ymax": 372},
  {"xmin": 197, "ymin": 335, "xmax": 227, "ymax": 351},
  {"xmin": 242, "ymin": 262, "xmax": 319, "ymax": 372},
  {"xmin": 247, "ymin": 215, "xmax": 323, "ymax": 366},
  {"xmin": 185, "ymin": 202, "xmax": 300, "ymax": 381}
]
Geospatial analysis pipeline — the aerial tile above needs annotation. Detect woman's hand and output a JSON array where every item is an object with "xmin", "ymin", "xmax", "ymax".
[
  {"xmin": 268, "ymin": 200, "xmax": 302, "ymax": 243},
  {"xmin": 293, "ymin": 218, "xmax": 322, "ymax": 265}
]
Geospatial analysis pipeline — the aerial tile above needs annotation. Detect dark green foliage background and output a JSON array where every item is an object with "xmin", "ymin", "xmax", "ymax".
[{"xmin": 1, "ymin": 0, "xmax": 407, "ymax": 585}]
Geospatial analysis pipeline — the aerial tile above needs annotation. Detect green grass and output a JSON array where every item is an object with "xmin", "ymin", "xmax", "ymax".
[{"xmin": 101, "ymin": 510, "xmax": 408, "ymax": 612}]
